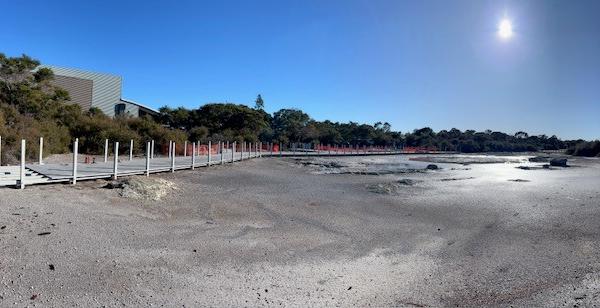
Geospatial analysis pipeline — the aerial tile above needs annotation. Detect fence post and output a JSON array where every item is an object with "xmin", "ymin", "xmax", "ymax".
[
  {"xmin": 104, "ymin": 139, "xmax": 109, "ymax": 163},
  {"xmin": 39, "ymin": 137, "xmax": 44, "ymax": 165},
  {"xmin": 207, "ymin": 141, "xmax": 212, "ymax": 166},
  {"xmin": 146, "ymin": 141, "xmax": 150, "ymax": 177},
  {"xmin": 0, "ymin": 135, "xmax": 2, "ymax": 166},
  {"xmin": 220, "ymin": 142, "xmax": 224, "ymax": 164},
  {"xmin": 151, "ymin": 140, "xmax": 155, "ymax": 159},
  {"xmin": 19, "ymin": 139, "xmax": 25, "ymax": 189},
  {"xmin": 231, "ymin": 142, "xmax": 236, "ymax": 163},
  {"xmin": 129, "ymin": 139, "xmax": 134, "ymax": 161},
  {"xmin": 72, "ymin": 138, "xmax": 78, "ymax": 185},
  {"xmin": 171, "ymin": 142, "xmax": 175, "ymax": 172},
  {"xmin": 191, "ymin": 142, "xmax": 196, "ymax": 170},
  {"xmin": 184, "ymin": 141, "xmax": 188, "ymax": 157},
  {"xmin": 113, "ymin": 142, "xmax": 119, "ymax": 180},
  {"xmin": 168, "ymin": 141, "xmax": 172, "ymax": 159}
]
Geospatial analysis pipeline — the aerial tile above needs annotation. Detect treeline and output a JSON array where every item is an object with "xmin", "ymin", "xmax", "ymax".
[
  {"xmin": 157, "ymin": 105, "xmax": 575, "ymax": 153},
  {"xmin": 1, "ymin": 53, "xmax": 597, "ymax": 163}
]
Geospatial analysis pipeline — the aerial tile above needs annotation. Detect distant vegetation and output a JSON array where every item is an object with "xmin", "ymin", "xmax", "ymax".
[
  {"xmin": 566, "ymin": 140, "xmax": 600, "ymax": 157},
  {"xmin": 0, "ymin": 53, "xmax": 597, "ymax": 162}
]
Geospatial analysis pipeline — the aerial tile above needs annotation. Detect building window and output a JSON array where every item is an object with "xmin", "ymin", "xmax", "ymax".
[{"xmin": 115, "ymin": 103, "xmax": 126, "ymax": 116}]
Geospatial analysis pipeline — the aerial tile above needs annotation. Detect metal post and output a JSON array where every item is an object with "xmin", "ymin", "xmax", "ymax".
[
  {"xmin": 19, "ymin": 139, "xmax": 25, "ymax": 189},
  {"xmin": 220, "ymin": 142, "xmax": 224, "ymax": 164},
  {"xmin": 39, "ymin": 137, "xmax": 44, "ymax": 165},
  {"xmin": 171, "ymin": 142, "xmax": 175, "ymax": 172},
  {"xmin": 113, "ymin": 142, "xmax": 119, "ymax": 180},
  {"xmin": 151, "ymin": 140, "xmax": 155, "ymax": 159},
  {"xmin": 168, "ymin": 141, "xmax": 172, "ymax": 159},
  {"xmin": 72, "ymin": 138, "xmax": 78, "ymax": 185},
  {"xmin": 129, "ymin": 139, "xmax": 133, "ymax": 161},
  {"xmin": 184, "ymin": 141, "xmax": 187, "ymax": 157},
  {"xmin": 146, "ymin": 142, "xmax": 150, "ymax": 177},
  {"xmin": 191, "ymin": 142, "xmax": 196, "ymax": 170},
  {"xmin": 208, "ymin": 141, "xmax": 212, "ymax": 166},
  {"xmin": 104, "ymin": 139, "xmax": 109, "ymax": 163},
  {"xmin": 0, "ymin": 135, "xmax": 2, "ymax": 166}
]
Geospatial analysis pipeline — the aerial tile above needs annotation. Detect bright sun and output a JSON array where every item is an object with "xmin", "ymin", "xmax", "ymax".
[{"xmin": 498, "ymin": 18, "xmax": 513, "ymax": 39}]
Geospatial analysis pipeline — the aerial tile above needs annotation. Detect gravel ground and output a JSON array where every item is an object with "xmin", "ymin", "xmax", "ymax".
[{"xmin": 0, "ymin": 155, "xmax": 599, "ymax": 306}]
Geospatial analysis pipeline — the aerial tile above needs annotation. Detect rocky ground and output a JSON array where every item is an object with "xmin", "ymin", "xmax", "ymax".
[{"xmin": 0, "ymin": 154, "xmax": 599, "ymax": 306}]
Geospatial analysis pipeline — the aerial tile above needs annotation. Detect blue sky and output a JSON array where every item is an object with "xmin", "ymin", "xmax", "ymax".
[{"xmin": 2, "ymin": 0, "xmax": 599, "ymax": 139}]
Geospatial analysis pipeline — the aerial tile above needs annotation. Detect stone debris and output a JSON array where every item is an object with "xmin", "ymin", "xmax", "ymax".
[{"xmin": 116, "ymin": 176, "xmax": 178, "ymax": 201}]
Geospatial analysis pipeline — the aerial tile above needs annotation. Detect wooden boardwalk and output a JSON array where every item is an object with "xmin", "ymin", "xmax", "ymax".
[{"xmin": 0, "ymin": 149, "xmax": 421, "ymax": 188}]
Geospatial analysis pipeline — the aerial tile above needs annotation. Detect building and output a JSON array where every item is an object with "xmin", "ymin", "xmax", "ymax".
[{"xmin": 42, "ymin": 65, "xmax": 158, "ymax": 118}]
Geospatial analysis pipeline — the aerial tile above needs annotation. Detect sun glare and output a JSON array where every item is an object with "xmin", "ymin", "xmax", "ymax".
[{"xmin": 498, "ymin": 18, "xmax": 513, "ymax": 39}]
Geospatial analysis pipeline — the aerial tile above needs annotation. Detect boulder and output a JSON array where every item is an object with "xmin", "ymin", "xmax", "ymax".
[
  {"xmin": 549, "ymin": 158, "xmax": 568, "ymax": 167},
  {"xmin": 426, "ymin": 164, "xmax": 439, "ymax": 170}
]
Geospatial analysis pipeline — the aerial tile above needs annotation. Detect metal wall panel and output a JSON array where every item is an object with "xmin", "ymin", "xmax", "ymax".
[
  {"xmin": 52, "ymin": 75, "xmax": 93, "ymax": 110},
  {"xmin": 44, "ymin": 65, "xmax": 122, "ymax": 117}
]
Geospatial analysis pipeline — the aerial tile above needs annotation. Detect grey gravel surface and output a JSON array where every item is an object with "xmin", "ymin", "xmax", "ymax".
[{"xmin": 0, "ymin": 155, "xmax": 599, "ymax": 306}]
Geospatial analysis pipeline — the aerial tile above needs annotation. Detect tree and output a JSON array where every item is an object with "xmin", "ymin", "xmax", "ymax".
[{"xmin": 254, "ymin": 94, "xmax": 264, "ymax": 110}]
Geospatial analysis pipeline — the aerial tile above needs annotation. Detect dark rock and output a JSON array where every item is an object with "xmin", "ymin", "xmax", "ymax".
[
  {"xmin": 550, "ymin": 158, "xmax": 568, "ymax": 167},
  {"xmin": 49, "ymin": 264, "xmax": 55, "ymax": 271},
  {"xmin": 103, "ymin": 181, "xmax": 123, "ymax": 189},
  {"xmin": 529, "ymin": 156, "xmax": 550, "ymax": 162},
  {"xmin": 37, "ymin": 232, "xmax": 51, "ymax": 236},
  {"xmin": 426, "ymin": 164, "xmax": 439, "ymax": 170}
]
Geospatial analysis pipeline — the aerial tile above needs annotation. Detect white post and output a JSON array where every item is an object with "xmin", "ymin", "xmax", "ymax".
[
  {"xmin": 151, "ymin": 140, "xmax": 155, "ymax": 159},
  {"xmin": 0, "ymin": 135, "xmax": 2, "ymax": 166},
  {"xmin": 207, "ymin": 141, "xmax": 212, "ymax": 166},
  {"xmin": 39, "ymin": 137, "xmax": 44, "ymax": 165},
  {"xmin": 113, "ymin": 142, "xmax": 119, "ymax": 180},
  {"xmin": 168, "ymin": 141, "xmax": 172, "ymax": 159},
  {"xmin": 220, "ymin": 142, "xmax": 224, "ymax": 164},
  {"xmin": 171, "ymin": 142, "xmax": 175, "ymax": 172},
  {"xmin": 231, "ymin": 142, "xmax": 236, "ymax": 163},
  {"xmin": 129, "ymin": 139, "xmax": 133, "ymax": 161},
  {"xmin": 19, "ymin": 139, "xmax": 25, "ymax": 189},
  {"xmin": 184, "ymin": 141, "xmax": 188, "ymax": 157},
  {"xmin": 191, "ymin": 142, "xmax": 196, "ymax": 170},
  {"xmin": 104, "ymin": 139, "xmax": 109, "ymax": 163},
  {"xmin": 72, "ymin": 138, "xmax": 78, "ymax": 185},
  {"xmin": 146, "ymin": 142, "xmax": 150, "ymax": 177}
]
